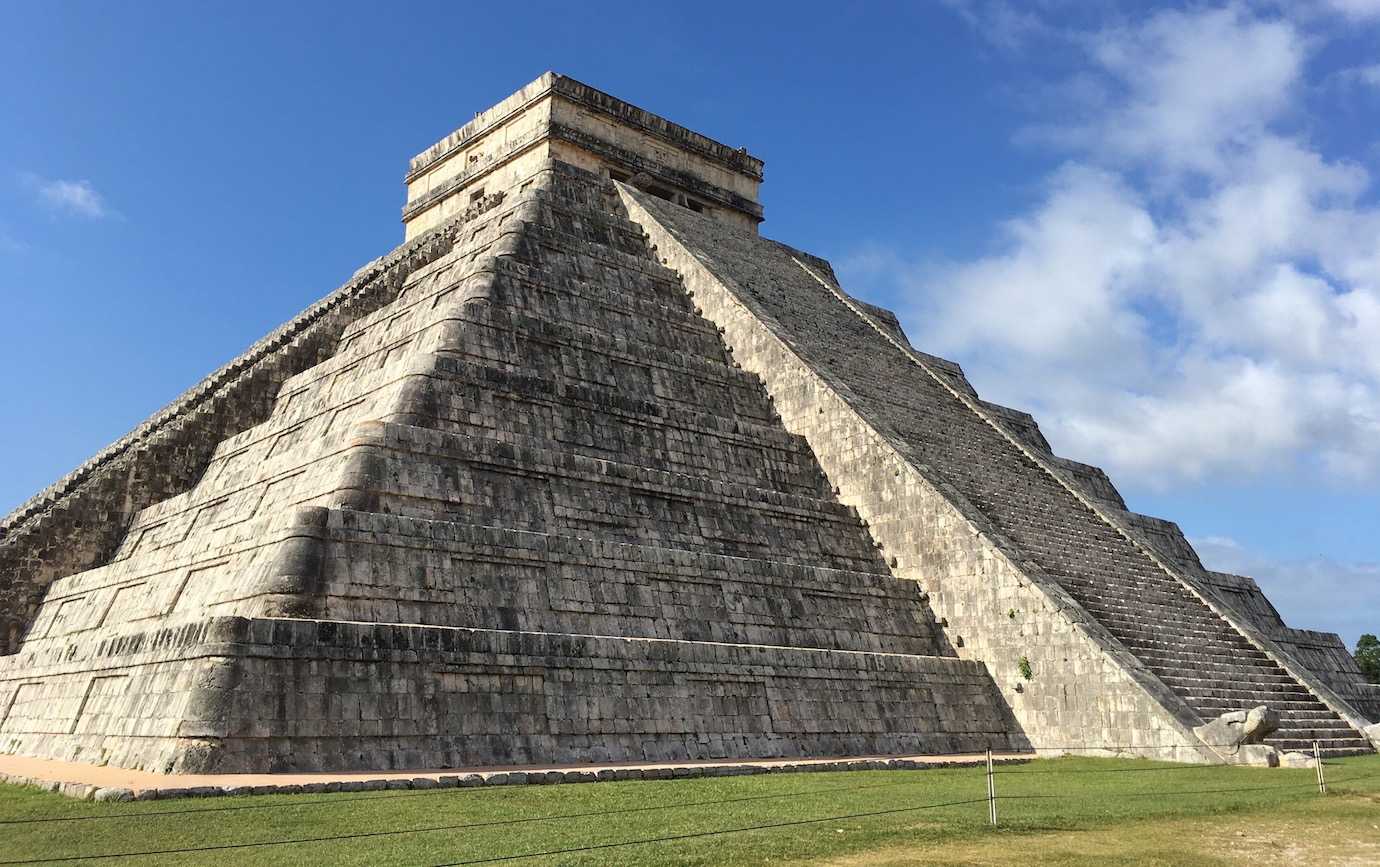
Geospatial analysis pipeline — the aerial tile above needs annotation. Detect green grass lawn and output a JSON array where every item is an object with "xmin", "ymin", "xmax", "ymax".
[{"xmin": 1, "ymin": 755, "xmax": 1377, "ymax": 866}]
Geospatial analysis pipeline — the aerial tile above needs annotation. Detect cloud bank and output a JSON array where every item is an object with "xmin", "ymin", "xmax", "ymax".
[
  {"xmin": 851, "ymin": 3, "xmax": 1380, "ymax": 490},
  {"xmin": 1193, "ymin": 535, "xmax": 1380, "ymax": 647}
]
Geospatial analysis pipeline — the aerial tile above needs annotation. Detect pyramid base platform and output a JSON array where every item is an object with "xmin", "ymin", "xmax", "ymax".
[{"xmin": 0, "ymin": 617, "xmax": 1024, "ymax": 775}]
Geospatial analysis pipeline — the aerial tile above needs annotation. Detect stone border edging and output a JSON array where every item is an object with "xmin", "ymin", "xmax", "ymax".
[{"xmin": 1, "ymin": 756, "xmax": 1030, "ymax": 802}]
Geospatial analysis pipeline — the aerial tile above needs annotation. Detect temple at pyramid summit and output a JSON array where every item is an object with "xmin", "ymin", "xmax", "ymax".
[{"xmin": 1, "ymin": 73, "xmax": 1376, "ymax": 778}]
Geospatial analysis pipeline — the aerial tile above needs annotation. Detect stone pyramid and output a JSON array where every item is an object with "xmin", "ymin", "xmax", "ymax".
[{"xmin": 1, "ymin": 73, "xmax": 1374, "ymax": 776}]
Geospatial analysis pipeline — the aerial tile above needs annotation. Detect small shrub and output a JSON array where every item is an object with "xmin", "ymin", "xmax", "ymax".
[
  {"xmin": 1018, "ymin": 656, "xmax": 1034, "ymax": 680},
  {"xmin": 1357, "ymin": 634, "xmax": 1380, "ymax": 683}
]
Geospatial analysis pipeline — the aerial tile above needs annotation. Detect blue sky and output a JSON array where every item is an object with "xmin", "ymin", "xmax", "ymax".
[{"xmin": 1, "ymin": 1, "xmax": 1377, "ymax": 644}]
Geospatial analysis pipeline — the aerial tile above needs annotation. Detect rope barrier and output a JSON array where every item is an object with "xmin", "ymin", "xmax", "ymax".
[
  {"xmin": 0, "ymin": 746, "xmax": 1373, "ymax": 864},
  {"xmin": 431, "ymin": 798, "xmax": 994, "ymax": 866},
  {"xmin": 0, "ymin": 777, "xmax": 991, "ymax": 864},
  {"xmin": 0, "ymin": 770, "xmax": 977, "ymax": 827},
  {"xmin": 996, "ymin": 774, "xmax": 1380, "ymax": 800}
]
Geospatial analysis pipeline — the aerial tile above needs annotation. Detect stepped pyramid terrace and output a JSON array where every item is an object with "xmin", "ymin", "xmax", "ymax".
[{"xmin": 0, "ymin": 73, "xmax": 1375, "ymax": 778}]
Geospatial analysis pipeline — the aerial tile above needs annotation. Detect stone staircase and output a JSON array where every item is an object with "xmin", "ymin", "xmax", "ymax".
[
  {"xmin": 619, "ymin": 185, "xmax": 1374, "ymax": 760},
  {"xmin": 822, "ymin": 289, "xmax": 1373, "ymax": 758}
]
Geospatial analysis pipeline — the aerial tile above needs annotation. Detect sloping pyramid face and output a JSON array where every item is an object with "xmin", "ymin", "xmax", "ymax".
[
  {"xmin": 620, "ymin": 185, "xmax": 1377, "ymax": 758},
  {"xmin": 0, "ymin": 161, "xmax": 1021, "ymax": 774}
]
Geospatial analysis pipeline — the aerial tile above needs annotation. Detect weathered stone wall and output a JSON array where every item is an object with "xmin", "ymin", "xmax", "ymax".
[
  {"xmin": 0, "ymin": 619, "xmax": 235, "ymax": 773},
  {"xmin": 3, "ymin": 615, "xmax": 1018, "ymax": 774},
  {"xmin": 316, "ymin": 510, "xmax": 939, "ymax": 654},
  {"xmin": 404, "ymin": 72, "xmax": 763, "ymax": 239}
]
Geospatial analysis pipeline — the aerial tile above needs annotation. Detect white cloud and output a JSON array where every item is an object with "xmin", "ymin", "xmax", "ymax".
[
  {"xmin": 940, "ymin": 0, "xmax": 1055, "ymax": 51},
  {"xmin": 851, "ymin": 3, "xmax": 1380, "ymax": 489},
  {"xmin": 22, "ymin": 174, "xmax": 112, "ymax": 219},
  {"xmin": 1072, "ymin": 5, "xmax": 1303, "ymax": 175},
  {"xmin": 1321, "ymin": 0, "xmax": 1380, "ymax": 21},
  {"xmin": 925, "ymin": 165, "xmax": 1158, "ymax": 364},
  {"xmin": 1338, "ymin": 63, "xmax": 1380, "ymax": 88},
  {"xmin": 1192, "ymin": 535, "xmax": 1380, "ymax": 647}
]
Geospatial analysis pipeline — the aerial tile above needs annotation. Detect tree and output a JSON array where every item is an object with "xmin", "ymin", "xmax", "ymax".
[{"xmin": 1356, "ymin": 634, "xmax": 1380, "ymax": 684}]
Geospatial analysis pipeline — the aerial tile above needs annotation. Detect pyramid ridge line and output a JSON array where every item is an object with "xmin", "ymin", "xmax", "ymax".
[{"xmin": 0, "ymin": 195, "xmax": 507, "ymax": 542}]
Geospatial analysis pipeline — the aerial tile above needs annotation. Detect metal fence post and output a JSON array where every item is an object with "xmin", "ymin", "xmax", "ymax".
[
  {"xmin": 986, "ymin": 747, "xmax": 997, "ymax": 825},
  {"xmin": 1314, "ymin": 741, "xmax": 1327, "ymax": 794}
]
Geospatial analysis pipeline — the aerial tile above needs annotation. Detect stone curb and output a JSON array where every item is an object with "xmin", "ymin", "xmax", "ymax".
[{"xmin": 0, "ymin": 757, "xmax": 1026, "ymax": 802}]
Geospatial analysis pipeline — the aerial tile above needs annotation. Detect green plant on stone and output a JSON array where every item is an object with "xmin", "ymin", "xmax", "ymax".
[
  {"xmin": 1356, "ymin": 634, "xmax": 1380, "ymax": 683},
  {"xmin": 1018, "ymin": 655, "xmax": 1034, "ymax": 680}
]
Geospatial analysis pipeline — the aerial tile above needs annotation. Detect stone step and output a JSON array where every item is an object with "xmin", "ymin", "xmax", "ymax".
[
  {"xmin": 1266, "ymin": 737, "xmax": 1372, "ymax": 753},
  {"xmin": 491, "ymin": 208, "xmax": 693, "ymax": 294},
  {"xmin": 502, "ymin": 212, "xmax": 686, "ymax": 292},
  {"xmin": 359, "ymin": 422, "xmax": 891, "ymax": 574},
  {"xmin": 488, "ymin": 259, "xmax": 715, "ymax": 341},
  {"xmin": 319, "ymin": 512, "xmax": 941, "ymax": 656},
  {"xmin": 439, "ymin": 305, "xmax": 775, "ymax": 421},
  {"xmin": 425, "ymin": 355, "xmax": 799, "ymax": 449},
  {"xmin": 1141, "ymin": 660, "xmax": 1291, "ymax": 688},
  {"xmin": 1076, "ymin": 597, "xmax": 1233, "ymax": 631},
  {"xmin": 1175, "ymin": 677, "xmax": 1314, "ymax": 694},
  {"xmin": 1076, "ymin": 588, "xmax": 1225, "ymax": 614},
  {"xmin": 1181, "ymin": 690, "xmax": 1319, "ymax": 712},
  {"xmin": 1126, "ymin": 654, "xmax": 1308, "ymax": 687},
  {"xmin": 403, "ymin": 361, "xmax": 828, "ymax": 498},
  {"xmin": 1128, "ymin": 644, "xmax": 1275, "ymax": 666},
  {"xmin": 1157, "ymin": 671, "xmax": 1298, "ymax": 690},
  {"xmin": 1065, "ymin": 589, "xmax": 1238, "ymax": 626},
  {"xmin": 1188, "ymin": 696, "xmax": 1331, "ymax": 713},
  {"xmin": 1113, "ymin": 626, "xmax": 1260, "ymax": 650},
  {"xmin": 1254, "ymin": 715, "xmax": 1363, "ymax": 731},
  {"xmin": 1118, "ymin": 635, "xmax": 1265, "ymax": 660},
  {"xmin": 1097, "ymin": 620, "xmax": 1247, "ymax": 650}
]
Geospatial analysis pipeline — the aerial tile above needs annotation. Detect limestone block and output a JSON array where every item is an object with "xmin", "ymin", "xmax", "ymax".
[
  {"xmin": 1193, "ymin": 706, "xmax": 1280, "ymax": 750},
  {"xmin": 1234, "ymin": 745, "xmax": 1280, "ymax": 767},
  {"xmin": 1364, "ymin": 722, "xmax": 1380, "ymax": 750}
]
